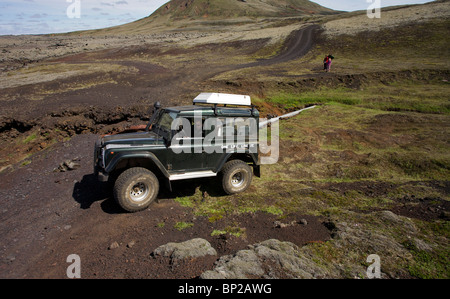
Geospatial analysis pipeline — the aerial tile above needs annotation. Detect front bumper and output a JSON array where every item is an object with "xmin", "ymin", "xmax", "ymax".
[
  {"xmin": 94, "ymin": 138, "xmax": 109, "ymax": 182},
  {"xmin": 97, "ymin": 170, "xmax": 109, "ymax": 182},
  {"xmin": 93, "ymin": 162, "xmax": 109, "ymax": 182}
]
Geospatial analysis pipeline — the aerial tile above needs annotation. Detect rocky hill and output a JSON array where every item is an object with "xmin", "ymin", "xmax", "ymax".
[
  {"xmin": 151, "ymin": 0, "xmax": 336, "ymax": 19},
  {"xmin": 95, "ymin": 0, "xmax": 339, "ymax": 34}
]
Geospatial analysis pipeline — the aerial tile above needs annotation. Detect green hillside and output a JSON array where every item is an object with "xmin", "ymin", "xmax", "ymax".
[{"xmin": 152, "ymin": 0, "xmax": 337, "ymax": 19}]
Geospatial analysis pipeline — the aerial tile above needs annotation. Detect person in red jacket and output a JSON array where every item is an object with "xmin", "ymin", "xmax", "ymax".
[
  {"xmin": 324, "ymin": 54, "xmax": 333, "ymax": 72},
  {"xmin": 323, "ymin": 55, "xmax": 329, "ymax": 71}
]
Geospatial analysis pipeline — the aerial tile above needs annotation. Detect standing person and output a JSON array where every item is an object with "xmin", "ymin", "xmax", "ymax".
[
  {"xmin": 326, "ymin": 54, "xmax": 334, "ymax": 72},
  {"xmin": 323, "ymin": 55, "xmax": 329, "ymax": 71}
]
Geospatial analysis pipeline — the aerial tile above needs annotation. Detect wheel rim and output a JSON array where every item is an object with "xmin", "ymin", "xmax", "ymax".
[
  {"xmin": 130, "ymin": 182, "xmax": 149, "ymax": 202},
  {"xmin": 231, "ymin": 172, "xmax": 245, "ymax": 188}
]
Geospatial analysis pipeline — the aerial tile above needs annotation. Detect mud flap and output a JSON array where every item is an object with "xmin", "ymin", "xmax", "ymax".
[
  {"xmin": 253, "ymin": 165, "xmax": 261, "ymax": 178},
  {"xmin": 165, "ymin": 178, "xmax": 172, "ymax": 193}
]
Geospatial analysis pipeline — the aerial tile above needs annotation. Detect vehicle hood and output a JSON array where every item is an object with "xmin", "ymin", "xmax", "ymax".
[{"xmin": 102, "ymin": 131, "xmax": 164, "ymax": 147}]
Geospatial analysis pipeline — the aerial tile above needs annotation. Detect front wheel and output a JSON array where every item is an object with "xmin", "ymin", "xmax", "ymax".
[
  {"xmin": 113, "ymin": 167, "xmax": 159, "ymax": 212},
  {"xmin": 221, "ymin": 160, "xmax": 253, "ymax": 195}
]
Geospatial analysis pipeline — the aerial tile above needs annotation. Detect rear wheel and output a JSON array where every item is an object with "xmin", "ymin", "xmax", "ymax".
[
  {"xmin": 113, "ymin": 167, "xmax": 159, "ymax": 212},
  {"xmin": 221, "ymin": 160, "xmax": 253, "ymax": 195}
]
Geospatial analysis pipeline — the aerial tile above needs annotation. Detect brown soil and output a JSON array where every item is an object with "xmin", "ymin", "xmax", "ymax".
[
  {"xmin": 0, "ymin": 25, "xmax": 320, "ymax": 169},
  {"xmin": 0, "ymin": 25, "xmax": 332, "ymax": 279},
  {"xmin": 0, "ymin": 134, "xmax": 331, "ymax": 279}
]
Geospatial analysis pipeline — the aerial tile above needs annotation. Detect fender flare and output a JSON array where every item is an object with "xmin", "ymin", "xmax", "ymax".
[
  {"xmin": 105, "ymin": 152, "xmax": 169, "ymax": 178},
  {"xmin": 215, "ymin": 152, "xmax": 259, "ymax": 173}
]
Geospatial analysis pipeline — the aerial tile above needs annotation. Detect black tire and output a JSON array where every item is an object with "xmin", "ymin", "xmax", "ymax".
[
  {"xmin": 221, "ymin": 160, "xmax": 253, "ymax": 195},
  {"xmin": 113, "ymin": 167, "xmax": 159, "ymax": 212}
]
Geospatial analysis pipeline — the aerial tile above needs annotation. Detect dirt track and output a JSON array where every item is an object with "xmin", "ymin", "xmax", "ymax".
[
  {"xmin": 0, "ymin": 25, "xmax": 330, "ymax": 278},
  {"xmin": 243, "ymin": 24, "xmax": 320, "ymax": 67},
  {"xmin": 0, "ymin": 133, "xmax": 333, "ymax": 278},
  {"xmin": 0, "ymin": 25, "xmax": 319, "ymax": 120},
  {"xmin": 0, "ymin": 25, "xmax": 320, "ymax": 169}
]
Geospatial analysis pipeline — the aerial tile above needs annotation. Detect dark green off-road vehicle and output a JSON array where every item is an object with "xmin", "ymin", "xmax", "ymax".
[{"xmin": 94, "ymin": 93, "xmax": 261, "ymax": 212}]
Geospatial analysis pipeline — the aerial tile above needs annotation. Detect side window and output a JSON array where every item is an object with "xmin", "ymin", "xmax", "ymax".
[
  {"xmin": 220, "ymin": 118, "xmax": 233, "ymax": 138},
  {"xmin": 221, "ymin": 118, "xmax": 251, "ymax": 139},
  {"xmin": 191, "ymin": 117, "xmax": 205, "ymax": 139},
  {"xmin": 235, "ymin": 118, "xmax": 249, "ymax": 137}
]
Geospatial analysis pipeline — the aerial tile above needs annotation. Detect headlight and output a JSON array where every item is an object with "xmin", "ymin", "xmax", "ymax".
[{"xmin": 100, "ymin": 148, "xmax": 106, "ymax": 168}]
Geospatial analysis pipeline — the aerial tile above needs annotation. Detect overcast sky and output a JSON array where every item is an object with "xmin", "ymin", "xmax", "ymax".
[{"xmin": 0, "ymin": 0, "xmax": 436, "ymax": 35}]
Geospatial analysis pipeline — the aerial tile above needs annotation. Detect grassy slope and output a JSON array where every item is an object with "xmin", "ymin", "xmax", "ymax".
[
  {"xmin": 92, "ymin": 0, "xmax": 339, "ymax": 35},
  {"xmin": 173, "ymin": 6, "xmax": 450, "ymax": 278},
  {"xmin": 214, "ymin": 17, "xmax": 450, "ymax": 79}
]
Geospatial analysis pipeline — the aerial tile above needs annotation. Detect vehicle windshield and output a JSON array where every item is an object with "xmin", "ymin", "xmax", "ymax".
[{"xmin": 152, "ymin": 110, "xmax": 178, "ymax": 135}]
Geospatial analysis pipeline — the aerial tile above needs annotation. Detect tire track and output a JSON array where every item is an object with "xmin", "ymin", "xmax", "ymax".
[{"xmin": 240, "ymin": 24, "xmax": 321, "ymax": 68}]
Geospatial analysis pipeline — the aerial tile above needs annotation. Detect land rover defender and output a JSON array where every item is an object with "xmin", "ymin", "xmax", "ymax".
[{"xmin": 94, "ymin": 93, "xmax": 261, "ymax": 212}]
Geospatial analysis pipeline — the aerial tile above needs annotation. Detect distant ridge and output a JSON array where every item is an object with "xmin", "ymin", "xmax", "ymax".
[
  {"xmin": 150, "ymin": 0, "xmax": 336, "ymax": 20},
  {"xmin": 79, "ymin": 0, "xmax": 341, "ymax": 35}
]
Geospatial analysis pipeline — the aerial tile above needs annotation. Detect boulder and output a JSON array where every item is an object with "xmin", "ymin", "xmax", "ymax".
[
  {"xmin": 152, "ymin": 238, "xmax": 217, "ymax": 262},
  {"xmin": 201, "ymin": 249, "xmax": 264, "ymax": 279},
  {"xmin": 201, "ymin": 239, "xmax": 330, "ymax": 279}
]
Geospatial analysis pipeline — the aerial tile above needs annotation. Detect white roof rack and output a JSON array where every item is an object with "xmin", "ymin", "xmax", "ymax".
[{"xmin": 193, "ymin": 93, "xmax": 251, "ymax": 106}]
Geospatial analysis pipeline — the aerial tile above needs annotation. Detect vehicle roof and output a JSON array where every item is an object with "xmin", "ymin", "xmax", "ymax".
[
  {"xmin": 193, "ymin": 93, "xmax": 251, "ymax": 106},
  {"xmin": 165, "ymin": 104, "xmax": 259, "ymax": 117}
]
